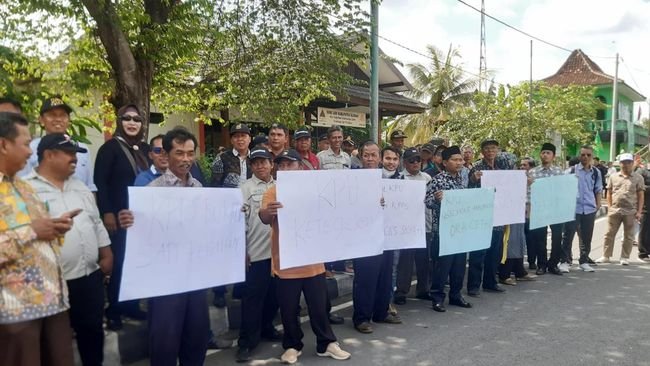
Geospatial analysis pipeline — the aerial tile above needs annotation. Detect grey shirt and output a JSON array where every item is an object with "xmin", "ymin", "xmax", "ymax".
[
  {"xmin": 241, "ymin": 176, "xmax": 275, "ymax": 262},
  {"xmin": 317, "ymin": 148, "xmax": 351, "ymax": 170}
]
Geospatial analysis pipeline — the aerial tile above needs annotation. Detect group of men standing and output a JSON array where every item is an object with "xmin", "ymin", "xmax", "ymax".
[{"xmin": 2, "ymin": 91, "xmax": 649, "ymax": 366}]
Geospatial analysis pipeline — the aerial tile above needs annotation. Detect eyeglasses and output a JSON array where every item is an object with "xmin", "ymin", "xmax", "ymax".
[
  {"xmin": 152, "ymin": 147, "xmax": 163, "ymax": 154},
  {"xmin": 120, "ymin": 115, "xmax": 143, "ymax": 123}
]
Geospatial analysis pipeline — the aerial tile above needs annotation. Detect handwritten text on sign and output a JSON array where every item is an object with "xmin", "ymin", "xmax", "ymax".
[
  {"xmin": 481, "ymin": 170, "xmax": 527, "ymax": 226},
  {"xmin": 382, "ymin": 179, "xmax": 427, "ymax": 250},
  {"xmin": 120, "ymin": 187, "xmax": 246, "ymax": 301},
  {"xmin": 439, "ymin": 188, "xmax": 495, "ymax": 256},
  {"xmin": 529, "ymin": 174, "xmax": 578, "ymax": 229},
  {"xmin": 276, "ymin": 169, "xmax": 383, "ymax": 269}
]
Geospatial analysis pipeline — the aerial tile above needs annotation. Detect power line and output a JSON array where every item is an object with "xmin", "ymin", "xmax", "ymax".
[{"xmin": 455, "ymin": 0, "xmax": 615, "ymax": 59}]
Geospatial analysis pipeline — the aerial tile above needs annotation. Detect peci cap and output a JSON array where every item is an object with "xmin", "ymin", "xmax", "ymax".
[
  {"xmin": 274, "ymin": 149, "xmax": 302, "ymax": 163},
  {"xmin": 294, "ymin": 127, "xmax": 311, "ymax": 140},
  {"xmin": 390, "ymin": 130, "xmax": 407, "ymax": 140},
  {"xmin": 402, "ymin": 147, "xmax": 420, "ymax": 161},
  {"xmin": 480, "ymin": 139, "xmax": 499, "ymax": 149},
  {"xmin": 40, "ymin": 96, "xmax": 73, "ymax": 115},
  {"xmin": 230, "ymin": 123, "xmax": 251, "ymax": 136},
  {"xmin": 541, "ymin": 142, "xmax": 556, "ymax": 154},
  {"xmin": 37, "ymin": 133, "xmax": 87, "ymax": 158},
  {"xmin": 249, "ymin": 147, "xmax": 273, "ymax": 161},
  {"xmin": 619, "ymin": 153, "xmax": 634, "ymax": 162},
  {"xmin": 441, "ymin": 145, "xmax": 461, "ymax": 161}
]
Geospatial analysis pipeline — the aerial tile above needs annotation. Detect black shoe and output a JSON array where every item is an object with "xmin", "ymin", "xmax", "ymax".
[
  {"xmin": 528, "ymin": 263, "xmax": 537, "ymax": 270},
  {"xmin": 213, "ymin": 294, "xmax": 226, "ymax": 308},
  {"xmin": 483, "ymin": 286, "xmax": 506, "ymax": 293},
  {"xmin": 547, "ymin": 266, "xmax": 563, "ymax": 275},
  {"xmin": 449, "ymin": 297, "xmax": 472, "ymax": 308},
  {"xmin": 393, "ymin": 296, "xmax": 407, "ymax": 305},
  {"xmin": 261, "ymin": 329, "xmax": 283, "ymax": 342},
  {"xmin": 106, "ymin": 318, "xmax": 123, "ymax": 331},
  {"xmin": 587, "ymin": 258, "xmax": 597, "ymax": 265},
  {"xmin": 432, "ymin": 303, "xmax": 446, "ymax": 312},
  {"xmin": 415, "ymin": 293, "xmax": 433, "ymax": 301},
  {"xmin": 467, "ymin": 290, "xmax": 481, "ymax": 298},
  {"xmin": 236, "ymin": 347, "xmax": 251, "ymax": 363},
  {"xmin": 535, "ymin": 268, "xmax": 546, "ymax": 275},
  {"xmin": 328, "ymin": 313, "xmax": 344, "ymax": 325}
]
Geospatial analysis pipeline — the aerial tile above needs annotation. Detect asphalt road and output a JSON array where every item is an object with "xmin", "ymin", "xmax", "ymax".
[{"xmin": 142, "ymin": 216, "xmax": 650, "ymax": 366}]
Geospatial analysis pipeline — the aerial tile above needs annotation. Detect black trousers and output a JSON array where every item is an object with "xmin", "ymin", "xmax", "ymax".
[
  {"xmin": 562, "ymin": 212, "xmax": 596, "ymax": 264},
  {"xmin": 429, "ymin": 232, "xmax": 465, "ymax": 304},
  {"xmin": 639, "ymin": 211, "xmax": 650, "ymax": 259},
  {"xmin": 394, "ymin": 246, "xmax": 430, "ymax": 298},
  {"xmin": 499, "ymin": 258, "xmax": 527, "ymax": 280},
  {"xmin": 148, "ymin": 290, "xmax": 210, "ymax": 366},
  {"xmin": 467, "ymin": 229, "xmax": 503, "ymax": 291},
  {"xmin": 67, "ymin": 270, "xmax": 105, "ymax": 366},
  {"xmin": 105, "ymin": 228, "xmax": 140, "ymax": 321},
  {"xmin": 352, "ymin": 251, "xmax": 393, "ymax": 326},
  {"xmin": 524, "ymin": 219, "xmax": 536, "ymax": 265},
  {"xmin": 238, "ymin": 259, "xmax": 279, "ymax": 350},
  {"xmin": 276, "ymin": 274, "xmax": 336, "ymax": 354},
  {"xmin": 545, "ymin": 224, "xmax": 564, "ymax": 269}
]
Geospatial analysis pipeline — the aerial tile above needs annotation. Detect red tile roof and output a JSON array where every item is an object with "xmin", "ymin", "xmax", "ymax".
[{"xmin": 542, "ymin": 49, "xmax": 614, "ymax": 86}]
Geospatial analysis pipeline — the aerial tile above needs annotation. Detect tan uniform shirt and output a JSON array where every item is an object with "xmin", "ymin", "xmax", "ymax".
[{"xmin": 607, "ymin": 172, "xmax": 645, "ymax": 215}]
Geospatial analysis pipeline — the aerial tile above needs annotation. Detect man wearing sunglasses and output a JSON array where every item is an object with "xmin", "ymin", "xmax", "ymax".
[
  {"xmin": 18, "ymin": 96, "xmax": 97, "ymax": 192},
  {"xmin": 134, "ymin": 134, "xmax": 169, "ymax": 186}
]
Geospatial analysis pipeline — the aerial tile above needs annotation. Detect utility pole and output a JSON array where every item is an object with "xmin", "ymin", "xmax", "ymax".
[
  {"xmin": 370, "ymin": 0, "xmax": 379, "ymax": 143},
  {"xmin": 529, "ymin": 40, "xmax": 533, "ymax": 116},
  {"xmin": 479, "ymin": 0, "xmax": 487, "ymax": 92},
  {"xmin": 609, "ymin": 53, "xmax": 619, "ymax": 161}
]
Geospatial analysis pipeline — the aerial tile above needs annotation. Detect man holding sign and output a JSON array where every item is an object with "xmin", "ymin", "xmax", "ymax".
[
  {"xmin": 426, "ymin": 146, "xmax": 473, "ymax": 312},
  {"xmin": 118, "ymin": 127, "xmax": 211, "ymax": 366}
]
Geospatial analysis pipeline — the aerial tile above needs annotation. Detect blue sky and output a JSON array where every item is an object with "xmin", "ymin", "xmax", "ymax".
[{"xmin": 374, "ymin": 0, "xmax": 650, "ymax": 118}]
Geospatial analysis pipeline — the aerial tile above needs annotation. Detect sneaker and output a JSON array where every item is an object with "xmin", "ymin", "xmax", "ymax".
[
  {"xmin": 620, "ymin": 258, "xmax": 629, "ymax": 265},
  {"xmin": 281, "ymin": 348, "xmax": 302, "ymax": 364},
  {"xmin": 579, "ymin": 263, "xmax": 595, "ymax": 272},
  {"xmin": 558, "ymin": 263, "xmax": 570, "ymax": 273},
  {"xmin": 354, "ymin": 322, "xmax": 373, "ymax": 334},
  {"xmin": 317, "ymin": 342, "xmax": 351, "ymax": 360},
  {"xmin": 595, "ymin": 256, "xmax": 610, "ymax": 264},
  {"xmin": 499, "ymin": 278, "xmax": 517, "ymax": 286},
  {"xmin": 515, "ymin": 274, "xmax": 537, "ymax": 281},
  {"xmin": 639, "ymin": 257, "xmax": 650, "ymax": 263},
  {"xmin": 377, "ymin": 314, "xmax": 402, "ymax": 324}
]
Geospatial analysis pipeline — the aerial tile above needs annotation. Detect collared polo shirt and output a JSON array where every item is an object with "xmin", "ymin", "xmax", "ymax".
[
  {"xmin": 25, "ymin": 171, "xmax": 111, "ymax": 281},
  {"xmin": 134, "ymin": 165, "xmax": 164, "ymax": 187},
  {"xmin": 573, "ymin": 163, "xmax": 603, "ymax": 215},
  {"xmin": 607, "ymin": 172, "xmax": 645, "ymax": 215},
  {"xmin": 241, "ymin": 176, "xmax": 275, "ymax": 262},
  {"xmin": 18, "ymin": 137, "xmax": 97, "ymax": 192},
  {"xmin": 0, "ymin": 172, "xmax": 68, "ymax": 324},
  {"xmin": 316, "ymin": 148, "xmax": 351, "ymax": 170},
  {"xmin": 262, "ymin": 186, "xmax": 325, "ymax": 279},
  {"xmin": 233, "ymin": 148, "xmax": 249, "ymax": 184},
  {"xmin": 404, "ymin": 170, "xmax": 433, "ymax": 233}
]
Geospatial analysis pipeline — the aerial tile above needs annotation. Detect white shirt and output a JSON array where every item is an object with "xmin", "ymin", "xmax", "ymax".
[
  {"xmin": 404, "ymin": 170, "xmax": 433, "ymax": 233},
  {"xmin": 25, "ymin": 171, "xmax": 111, "ymax": 280},
  {"xmin": 18, "ymin": 137, "xmax": 97, "ymax": 192},
  {"xmin": 240, "ymin": 176, "xmax": 275, "ymax": 262},
  {"xmin": 233, "ymin": 148, "xmax": 249, "ymax": 184}
]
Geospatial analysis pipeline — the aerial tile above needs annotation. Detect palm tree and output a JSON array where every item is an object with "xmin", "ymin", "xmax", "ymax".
[{"xmin": 388, "ymin": 44, "xmax": 481, "ymax": 145}]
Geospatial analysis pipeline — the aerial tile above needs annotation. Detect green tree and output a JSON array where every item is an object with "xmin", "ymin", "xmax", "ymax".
[
  {"xmin": 2, "ymin": 1, "xmax": 368, "ymax": 135},
  {"xmin": 387, "ymin": 44, "xmax": 480, "ymax": 144},
  {"xmin": 438, "ymin": 82, "xmax": 604, "ymax": 157}
]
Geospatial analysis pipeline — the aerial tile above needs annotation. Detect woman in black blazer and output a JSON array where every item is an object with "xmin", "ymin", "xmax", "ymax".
[{"xmin": 94, "ymin": 104, "xmax": 150, "ymax": 330}]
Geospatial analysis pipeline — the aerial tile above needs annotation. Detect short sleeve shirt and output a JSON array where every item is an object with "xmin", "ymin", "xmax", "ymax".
[
  {"xmin": 607, "ymin": 172, "xmax": 645, "ymax": 215},
  {"xmin": 241, "ymin": 176, "xmax": 275, "ymax": 262},
  {"xmin": 316, "ymin": 148, "xmax": 351, "ymax": 170}
]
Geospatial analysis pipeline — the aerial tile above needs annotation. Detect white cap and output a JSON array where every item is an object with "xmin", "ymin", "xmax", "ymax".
[{"xmin": 619, "ymin": 153, "xmax": 634, "ymax": 162}]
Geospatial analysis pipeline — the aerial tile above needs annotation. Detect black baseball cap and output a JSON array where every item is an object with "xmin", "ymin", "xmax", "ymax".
[
  {"xmin": 251, "ymin": 134, "xmax": 268, "ymax": 146},
  {"xmin": 403, "ymin": 148, "xmax": 420, "ymax": 161},
  {"xmin": 40, "ymin": 96, "xmax": 73, "ymax": 115},
  {"xmin": 249, "ymin": 147, "xmax": 273, "ymax": 161},
  {"xmin": 390, "ymin": 130, "xmax": 407, "ymax": 139},
  {"xmin": 37, "ymin": 133, "xmax": 87, "ymax": 158},
  {"xmin": 230, "ymin": 123, "xmax": 251, "ymax": 136},
  {"xmin": 274, "ymin": 149, "xmax": 302, "ymax": 163},
  {"xmin": 294, "ymin": 127, "xmax": 311, "ymax": 140},
  {"xmin": 421, "ymin": 143, "xmax": 435, "ymax": 153},
  {"xmin": 318, "ymin": 134, "xmax": 328, "ymax": 142}
]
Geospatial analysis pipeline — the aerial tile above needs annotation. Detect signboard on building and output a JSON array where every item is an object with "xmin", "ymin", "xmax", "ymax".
[{"xmin": 313, "ymin": 107, "xmax": 366, "ymax": 128}]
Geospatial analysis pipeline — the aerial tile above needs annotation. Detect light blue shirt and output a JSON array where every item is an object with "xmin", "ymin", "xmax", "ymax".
[
  {"xmin": 18, "ymin": 137, "xmax": 97, "ymax": 192},
  {"xmin": 573, "ymin": 163, "xmax": 603, "ymax": 215}
]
